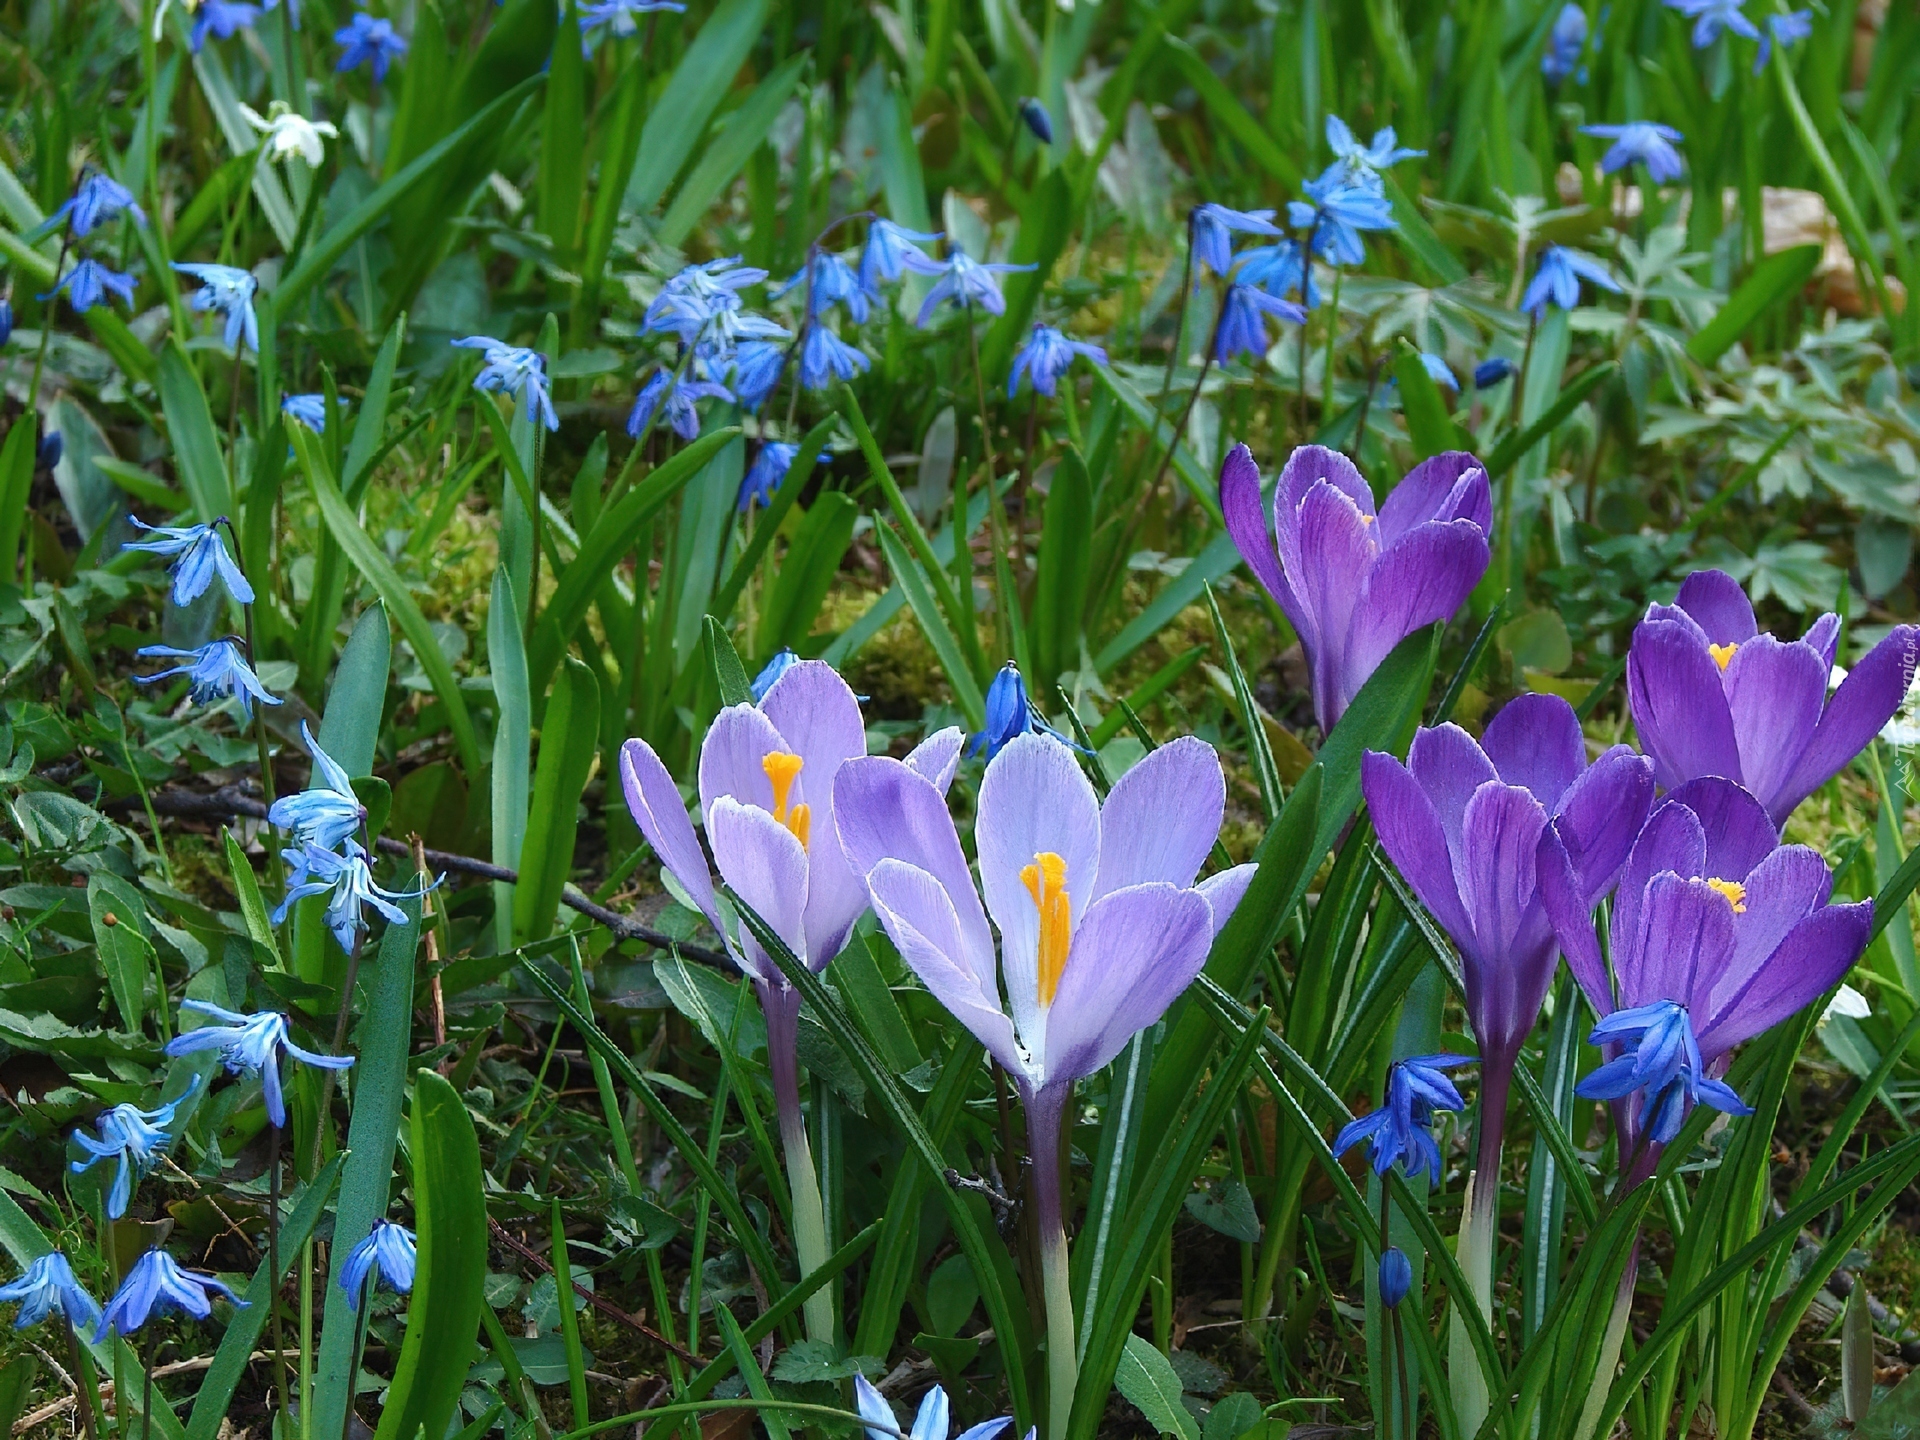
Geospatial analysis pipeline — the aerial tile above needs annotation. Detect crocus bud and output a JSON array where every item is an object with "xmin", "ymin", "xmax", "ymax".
[
  {"xmin": 1018, "ymin": 97, "xmax": 1053, "ymax": 145},
  {"xmin": 35, "ymin": 431, "xmax": 62, "ymax": 471},
  {"xmin": 1379, "ymin": 1246, "xmax": 1412, "ymax": 1308}
]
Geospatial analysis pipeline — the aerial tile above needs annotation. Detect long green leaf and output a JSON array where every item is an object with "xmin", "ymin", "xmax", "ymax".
[
  {"xmin": 1394, "ymin": 336, "xmax": 1463, "ymax": 459},
  {"xmin": 1482, "ymin": 361, "xmax": 1616, "ymax": 480},
  {"xmin": 160, "ymin": 341, "xmax": 231, "ymax": 523},
  {"xmin": 624, "ymin": 0, "xmax": 769, "ymax": 212},
  {"xmin": 1162, "ymin": 38, "xmax": 1303, "ymax": 188},
  {"xmin": 656, "ymin": 54, "xmax": 806, "ymax": 249},
  {"xmin": 513, "ymin": 659, "xmax": 600, "ymax": 944},
  {"xmin": 0, "ymin": 420, "xmax": 37, "ymax": 585},
  {"xmin": 876, "ymin": 523, "xmax": 988, "ymax": 726},
  {"xmin": 491, "ymin": 566, "xmax": 531, "ymax": 952},
  {"xmin": 1685, "ymin": 244, "xmax": 1821, "ymax": 365}
]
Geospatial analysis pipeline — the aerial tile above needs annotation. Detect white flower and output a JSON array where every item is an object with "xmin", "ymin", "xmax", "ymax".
[
  {"xmin": 239, "ymin": 101, "xmax": 338, "ymax": 167},
  {"xmin": 1833, "ymin": 663, "xmax": 1920, "ymax": 747},
  {"xmin": 1820, "ymin": 983, "xmax": 1871, "ymax": 1026}
]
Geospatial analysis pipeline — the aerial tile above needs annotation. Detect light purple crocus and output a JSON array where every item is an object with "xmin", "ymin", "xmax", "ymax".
[
  {"xmin": 1626, "ymin": 569, "xmax": 1920, "ymax": 827},
  {"xmin": 1221, "ymin": 443, "xmax": 1491, "ymax": 735},
  {"xmin": 1540, "ymin": 776, "xmax": 1870, "ymax": 1169},
  {"xmin": 834, "ymin": 732, "xmax": 1254, "ymax": 1440},
  {"xmin": 1362, "ymin": 693, "xmax": 1653, "ymax": 1186}
]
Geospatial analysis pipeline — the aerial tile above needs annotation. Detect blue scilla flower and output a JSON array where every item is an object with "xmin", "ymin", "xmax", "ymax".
[
  {"xmin": 1018, "ymin": 97, "xmax": 1053, "ymax": 144},
  {"xmin": 1576, "ymin": 999, "xmax": 1751, "ymax": 1144},
  {"xmin": 1667, "ymin": 0, "xmax": 1758, "ymax": 48},
  {"xmin": 122, "ymin": 518, "xmax": 254, "ymax": 606},
  {"xmin": 1324, "ymin": 116, "xmax": 1424, "ymax": 187},
  {"xmin": 727, "ymin": 340, "xmax": 788, "ymax": 412},
  {"xmin": 453, "ymin": 336, "xmax": 558, "ymax": 431},
  {"xmin": 1755, "ymin": 9, "xmax": 1811, "ymax": 70},
  {"xmin": 42, "ymin": 259, "xmax": 137, "ymax": 314},
  {"xmin": 1190, "ymin": 203, "xmax": 1281, "ymax": 278},
  {"xmin": 36, "ymin": 432, "xmax": 62, "ymax": 471},
  {"xmin": 855, "ymin": 1375, "xmax": 1012, "ymax": 1440},
  {"xmin": 751, "ymin": 647, "xmax": 800, "ymax": 702},
  {"xmin": 70, "ymin": 1079, "xmax": 200, "ymax": 1219},
  {"xmin": 95, "ymin": 1249, "xmax": 244, "ymax": 1340},
  {"xmin": 1215, "ymin": 283, "xmax": 1305, "ymax": 366},
  {"xmin": 644, "ymin": 258, "xmax": 768, "ymax": 347},
  {"xmin": 1520, "ymin": 245, "xmax": 1622, "ymax": 320},
  {"xmin": 1332, "ymin": 1054, "xmax": 1475, "ymax": 1181},
  {"xmin": 775, "ymin": 251, "xmax": 868, "ymax": 324},
  {"xmin": 915, "ymin": 248, "xmax": 1035, "ymax": 327},
  {"xmin": 134, "ymin": 640, "xmax": 281, "ymax": 717},
  {"xmin": 40, "ymin": 174, "xmax": 146, "ymax": 240},
  {"xmin": 738, "ymin": 441, "xmax": 826, "ymax": 512},
  {"xmin": 1008, "ymin": 324, "xmax": 1107, "ymax": 399},
  {"xmin": 1289, "ymin": 173, "xmax": 1396, "ymax": 266},
  {"xmin": 580, "ymin": 0, "xmax": 683, "ymax": 36},
  {"xmin": 340, "ymin": 1218, "xmax": 416, "ymax": 1310},
  {"xmin": 1417, "ymin": 352, "xmax": 1459, "ymax": 390},
  {"xmin": 334, "ymin": 12, "xmax": 407, "ymax": 79},
  {"xmin": 267, "ymin": 720, "xmax": 364, "ymax": 851},
  {"xmin": 0, "ymin": 298, "xmax": 11, "ymax": 346},
  {"xmin": 799, "ymin": 323, "xmax": 870, "ymax": 390},
  {"xmin": 1581, "ymin": 122, "xmax": 1685, "ymax": 183},
  {"xmin": 1473, "ymin": 356, "xmax": 1515, "ymax": 388},
  {"xmin": 1543, "ymin": 3, "xmax": 1589, "ymax": 83},
  {"xmin": 282, "ymin": 393, "xmax": 328, "ymax": 433},
  {"xmin": 968, "ymin": 663, "xmax": 1084, "ymax": 759},
  {"xmin": 191, "ymin": 0, "xmax": 261, "ymax": 50},
  {"xmin": 1235, "ymin": 237, "xmax": 1319, "ymax": 309},
  {"xmin": 274, "ymin": 839, "xmax": 437, "ymax": 954},
  {"xmin": 1378, "ymin": 1246, "xmax": 1413, "ymax": 1308},
  {"xmin": 627, "ymin": 370, "xmax": 733, "ymax": 442},
  {"xmin": 856, "ymin": 219, "xmax": 944, "ymax": 296},
  {"xmin": 174, "ymin": 263, "xmax": 260, "ymax": 352},
  {"xmin": 0, "ymin": 1254, "xmax": 101, "ymax": 1333},
  {"xmin": 164, "ymin": 1001, "xmax": 354, "ymax": 1128}
]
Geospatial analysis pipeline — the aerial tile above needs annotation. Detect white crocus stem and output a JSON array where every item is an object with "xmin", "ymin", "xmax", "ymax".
[
  {"xmin": 764, "ymin": 983, "xmax": 834, "ymax": 1344},
  {"xmin": 1448, "ymin": 1168, "xmax": 1497, "ymax": 1439},
  {"xmin": 1028, "ymin": 1085, "xmax": 1078, "ymax": 1440}
]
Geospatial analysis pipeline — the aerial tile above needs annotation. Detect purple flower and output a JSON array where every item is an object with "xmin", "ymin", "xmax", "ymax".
[
  {"xmin": 43, "ymin": 174, "xmax": 145, "ymax": 239},
  {"xmin": 42, "ymin": 259, "xmax": 136, "ymax": 314},
  {"xmin": 915, "ymin": 248, "xmax": 1036, "ymax": 327},
  {"xmin": 452, "ymin": 337, "xmax": 557, "ymax": 431},
  {"xmin": 122, "ymin": 518, "xmax": 254, "ymax": 606},
  {"xmin": 727, "ymin": 340, "xmax": 788, "ymax": 411},
  {"xmin": 1221, "ymin": 444, "xmax": 1491, "ymax": 734},
  {"xmin": 626, "ymin": 370, "xmax": 731, "ymax": 441},
  {"xmin": 1626, "ymin": 569, "xmax": 1920, "ymax": 826},
  {"xmin": 163, "ymin": 1001, "xmax": 353, "ymax": 1128},
  {"xmin": 134, "ymin": 639, "xmax": 280, "ymax": 717},
  {"xmin": 1362, "ymin": 694, "xmax": 1653, "ymax": 1126},
  {"xmin": 1234, "ymin": 237, "xmax": 1319, "ymax": 308},
  {"xmin": 1190, "ymin": 203, "xmax": 1281, "ymax": 277},
  {"xmin": 1541, "ymin": 776, "xmax": 1870, "ymax": 1153},
  {"xmin": 969, "ymin": 662, "xmax": 1081, "ymax": 760},
  {"xmin": 775, "ymin": 250, "xmax": 868, "ymax": 323},
  {"xmin": 1520, "ymin": 245, "xmax": 1622, "ymax": 320},
  {"xmin": 1666, "ymin": 0, "xmax": 1759, "ymax": 48},
  {"xmin": 334, "ymin": 12, "xmax": 407, "ymax": 79},
  {"xmin": 1008, "ymin": 324, "xmax": 1107, "ymax": 398},
  {"xmin": 1543, "ymin": 3, "xmax": 1589, "ymax": 82},
  {"xmin": 857, "ymin": 219, "xmax": 944, "ymax": 295},
  {"xmin": 1755, "ymin": 9, "xmax": 1812, "ymax": 70},
  {"xmin": 798, "ymin": 323, "xmax": 869, "ymax": 390},
  {"xmin": 1580, "ymin": 122, "xmax": 1685, "ymax": 183},
  {"xmin": 1333, "ymin": 1054, "xmax": 1474, "ymax": 1180},
  {"xmin": 95, "ymin": 1249, "xmax": 244, "ymax": 1340},
  {"xmin": 738, "ymin": 441, "xmax": 825, "ymax": 511},
  {"xmin": 339, "ymin": 1219, "xmax": 416, "ymax": 1309},
  {"xmin": 190, "ymin": 0, "xmax": 260, "ymax": 50},
  {"xmin": 1215, "ymin": 284, "xmax": 1305, "ymax": 365},
  {"xmin": 70, "ymin": 1079, "xmax": 199, "ymax": 1219}
]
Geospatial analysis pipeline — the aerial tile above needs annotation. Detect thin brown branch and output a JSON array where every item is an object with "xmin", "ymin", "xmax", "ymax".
[{"xmin": 487, "ymin": 1216, "xmax": 704, "ymax": 1367}]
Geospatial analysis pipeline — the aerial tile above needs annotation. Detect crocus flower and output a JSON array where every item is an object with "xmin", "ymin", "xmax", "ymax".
[
  {"xmin": 452, "ymin": 336, "xmax": 557, "ymax": 431},
  {"xmin": 776, "ymin": 251, "xmax": 869, "ymax": 323},
  {"xmin": 267, "ymin": 721, "xmax": 365, "ymax": 851},
  {"xmin": 1379, "ymin": 1247, "xmax": 1413, "ymax": 1308},
  {"xmin": 1222, "ymin": 444, "xmax": 1491, "ymax": 734},
  {"xmin": 738, "ymin": 441, "xmax": 825, "ymax": 512},
  {"xmin": 282, "ymin": 393, "xmax": 328, "ymax": 432},
  {"xmin": 969, "ymin": 663, "xmax": 1082, "ymax": 759},
  {"xmin": 1018, "ymin": 98, "xmax": 1053, "ymax": 144},
  {"xmin": 1215, "ymin": 284, "xmax": 1306, "ymax": 365},
  {"xmin": 274, "ymin": 839, "xmax": 435, "ymax": 953},
  {"xmin": 1235, "ymin": 237, "xmax": 1319, "ymax": 309},
  {"xmin": 190, "ymin": 0, "xmax": 260, "ymax": 49},
  {"xmin": 135, "ymin": 640, "xmax": 280, "ymax": 716},
  {"xmin": 1542, "ymin": 3, "xmax": 1588, "ymax": 82},
  {"xmin": 915, "ymin": 248, "xmax": 1036, "ymax": 327},
  {"xmin": 1626, "ymin": 569, "xmax": 1920, "ymax": 826},
  {"xmin": 239, "ymin": 101, "xmax": 338, "ymax": 166},
  {"xmin": 798, "ymin": 323, "xmax": 870, "ymax": 390},
  {"xmin": 71, "ymin": 1080, "xmax": 199, "ymax": 1219},
  {"xmin": 0, "ymin": 1254, "xmax": 100, "ymax": 1332},
  {"xmin": 1324, "ymin": 116, "xmax": 1425, "ymax": 186},
  {"xmin": 1541, "ymin": 776, "xmax": 1870, "ymax": 1160},
  {"xmin": 1363, "ymin": 694, "xmax": 1653, "ymax": 1183},
  {"xmin": 1755, "ymin": 9, "xmax": 1812, "ymax": 70},
  {"xmin": 42, "ymin": 174, "xmax": 145, "ymax": 239},
  {"xmin": 122, "ymin": 518, "xmax": 254, "ymax": 606},
  {"xmin": 95, "ymin": 1249, "xmax": 244, "ymax": 1339},
  {"xmin": 1288, "ymin": 173, "xmax": 1396, "ymax": 266},
  {"xmin": 42, "ymin": 259, "xmax": 137, "ymax": 313},
  {"xmin": 163, "ymin": 1001, "xmax": 354, "ymax": 1128},
  {"xmin": 855, "ymin": 1375, "xmax": 1012, "ymax": 1440},
  {"xmin": 1666, "ymin": 0, "xmax": 1758, "ymax": 47},
  {"xmin": 580, "ymin": 0, "xmax": 684, "ymax": 35},
  {"xmin": 1333, "ymin": 1054, "xmax": 1474, "ymax": 1180},
  {"xmin": 751, "ymin": 648, "xmax": 800, "ymax": 702},
  {"xmin": 1473, "ymin": 357, "xmax": 1515, "ymax": 388},
  {"xmin": 858, "ymin": 220, "xmax": 945, "ymax": 295},
  {"xmin": 1008, "ymin": 324, "xmax": 1108, "ymax": 398},
  {"xmin": 1190, "ymin": 203, "xmax": 1281, "ymax": 277},
  {"xmin": 174, "ymin": 263, "xmax": 261, "ymax": 352},
  {"xmin": 334, "ymin": 12, "xmax": 407, "ymax": 79},
  {"xmin": 1581, "ymin": 122, "xmax": 1685, "ymax": 183},
  {"xmin": 727, "ymin": 340, "xmax": 788, "ymax": 411},
  {"xmin": 1520, "ymin": 245, "xmax": 1622, "ymax": 320},
  {"xmin": 340, "ymin": 1219, "xmax": 416, "ymax": 1310}
]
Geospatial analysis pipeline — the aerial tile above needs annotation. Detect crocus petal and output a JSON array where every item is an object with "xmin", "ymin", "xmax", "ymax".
[
  {"xmin": 1620, "ymin": 873, "xmax": 1737, "ymax": 1013},
  {"xmin": 1041, "ymin": 882, "xmax": 1213, "ymax": 1087},
  {"xmin": 1721, "ymin": 635, "xmax": 1828, "ymax": 815},
  {"xmin": 1456, "ymin": 781, "xmax": 1552, "ymax": 1054},
  {"xmin": 759, "ymin": 660, "xmax": 869, "ymax": 964},
  {"xmin": 1090, "ymin": 736, "xmax": 1224, "ymax": 902},
  {"xmin": 904, "ymin": 726, "xmax": 966, "ymax": 795},
  {"xmin": 1197, "ymin": 864, "xmax": 1258, "ymax": 936},
  {"xmin": 866, "ymin": 859, "xmax": 1026, "ymax": 1077},
  {"xmin": 1406, "ymin": 723, "xmax": 1499, "ymax": 863},
  {"xmin": 1342, "ymin": 520, "xmax": 1490, "ymax": 706},
  {"xmin": 1802, "ymin": 612, "xmax": 1841, "ymax": 668},
  {"xmin": 1276, "ymin": 444, "xmax": 1375, "ymax": 533},
  {"xmin": 1627, "ymin": 619, "xmax": 1742, "ymax": 791},
  {"xmin": 1771, "ymin": 626, "xmax": 1920, "ymax": 824},
  {"xmin": 1537, "ymin": 826, "xmax": 1611, "ymax": 1015},
  {"xmin": 1673, "ymin": 569, "xmax": 1757, "ymax": 645},
  {"xmin": 1292, "ymin": 481, "xmax": 1377, "ymax": 727},
  {"xmin": 707, "ymin": 799, "xmax": 810, "ymax": 972},
  {"xmin": 1375, "ymin": 451, "xmax": 1490, "ymax": 548},
  {"xmin": 1711, "ymin": 843, "xmax": 1833, "ymax": 1017},
  {"xmin": 1220, "ymin": 444, "xmax": 1297, "ymax": 619},
  {"xmin": 1662, "ymin": 777, "xmax": 1779, "ymax": 882},
  {"xmin": 1553, "ymin": 746, "xmax": 1655, "ymax": 903},
  {"xmin": 1696, "ymin": 900, "xmax": 1871, "ymax": 1054},
  {"xmin": 1611, "ymin": 801, "xmax": 1707, "ymax": 984},
  {"xmin": 698, "ymin": 704, "xmax": 791, "ymax": 820},
  {"xmin": 1480, "ymin": 692, "xmax": 1585, "ymax": 811},
  {"xmin": 620, "ymin": 740, "xmax": 724, "ymax": 934},
  {"xmin": 1361, "ymin": 751, "xmax": 1474, "ymax": 943}
]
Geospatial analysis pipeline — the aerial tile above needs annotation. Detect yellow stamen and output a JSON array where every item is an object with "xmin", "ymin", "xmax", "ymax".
[
  {"xmin": 1020, "ymin": 851, "xmax": 1072, "ymax": 1007},
  {"xmin": 1361, "ymin": 514, "xmax": 1376, "ymax": 526},
  {"xmin": 1708, "ymin": 642, "xmax": 1738, "ymax": 671},
  {"xmin": 761, "ymin": 751, "xmax": 811, "ymax": 850},
  {"xmin": 1706, "ymin": 877, "xmax": 1747, "ymax": 913}
]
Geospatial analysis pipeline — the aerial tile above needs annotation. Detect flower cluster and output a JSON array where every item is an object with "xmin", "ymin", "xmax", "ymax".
[{"xmin": 38, "ymin": 174, "xmax": 143, "ymax": 316}]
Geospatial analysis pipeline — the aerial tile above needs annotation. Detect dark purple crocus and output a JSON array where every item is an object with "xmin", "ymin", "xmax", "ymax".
[
  {"xmin": 1222, "ymin": 443, "xmax": 1492, "ymax": 734},
  {"xmin": 1362, "ymin": 693, "xmax": 1653, "ymax": 1184},
  {"xmin": 1540, "ymin": 776, "xmax": 1870, "ymax": 1165},
  {"xmin": 1626, "ymin": 569, "xmax": 1920, "ymax": 827}
]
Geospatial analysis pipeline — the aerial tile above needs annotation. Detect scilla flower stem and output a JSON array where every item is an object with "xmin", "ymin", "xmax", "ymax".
[
  {"xmin": 965, "ymin": 304, "xmax": 1015, "ymax": 664},
  {"xmin": 65, "ymin": 1318, "xmax": 100, "ymax": 1440},
  {"xmin": 763, "ymin": 984, "xmax": 834, "ymax": 1344},
  {"xmin": 343, "ymin": 1276, "xmax": 373, "ymax": 1440},
  {"xmin": 1027, "ymin": 1087, "xmax": 1077, "ymax": 1440},
  {"xmin": 267, "ymin": 1121, "xmax": 291, "ymax": 1432},
  {"xmin": 1144, "ymin": 302, "xmax": 1223, "ymax": 505},
  {"xmin": 27, "ymin": 234, "xmax": 71, "ymax": 415}
]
